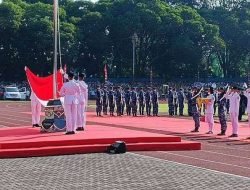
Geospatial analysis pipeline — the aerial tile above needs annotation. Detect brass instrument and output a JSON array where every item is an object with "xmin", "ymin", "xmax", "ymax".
[{"xmin": 197, "ymin": 97, "xmax": 211, "ymax": 109}]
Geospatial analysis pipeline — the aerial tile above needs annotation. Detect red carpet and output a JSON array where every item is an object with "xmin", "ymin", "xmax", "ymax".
[{"xmin": 0, "ymin": 125, "xmax": 201, "ymax": 158}]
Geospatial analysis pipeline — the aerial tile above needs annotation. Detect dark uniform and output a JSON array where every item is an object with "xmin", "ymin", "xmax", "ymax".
[
  {"xmin": 191, "ymin": 88, "xmax": 201, "ymax": 132},
  {"xmin": 186, "ymin": 88, "xmax": 192, "ymax": 116},
  {"xmin": 102, "ymin": 87, "xmax": 108, "ymax": 115},
  {"xmin": 213, "ymin": 91, "xmax": 218, "ymax": 116},
  {"xmin": 178, "ymin": 89, "xmax": 185, "ymax": 116},
  {"xmin": 145, "ymin": 87, "xmax": 152, "ymax": 116},
  {"xmin": 217, "ymin": 89, "xmax": 227, "ymax": 135},
  {"xmin": 238, "ymin": 92, "xmax": 247, "ymax": 121},
  {"xmin": 121, "ymin": 89, "xmax": 125, "ymax": 115},
  {"xmin": 125, "ymin": 88, "xmax": 132, "ymax": 116},
  {"xmin": 96, "ymin": 87, "xmax": 103, "ymax": 116},
  {"xmin": 168, "ymin": 88, "xmax": 174, "ymax": 116},
  {"xmin": 108, "ymin": 88, "xmax": 115, "ymax": 116},
  {"xmin": 115, "ymin": 87, "xmax": 122, "ymax": 116},
  {"xmin": 173, "ymin": 89, "xmax": 178, "ymax": 115},
  {"xmin": 139, "ymin": 88, "xmax": 145, "ymax": 115},
  {"xmin": 226, "ymin": 99, "xmax": 230, "ymax": 114},
  {"xmin": 152, "ymin": 88, "xmax": 159, "ymax": 116},
  {"xmin": 131, "ymin": 88, "xmax": 138, "ymax": 116}
]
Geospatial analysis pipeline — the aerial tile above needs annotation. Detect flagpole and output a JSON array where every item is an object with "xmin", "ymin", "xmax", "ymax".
[{"xmin": 53, "ymin": 0, "xmax": 58, "ymax": 99}]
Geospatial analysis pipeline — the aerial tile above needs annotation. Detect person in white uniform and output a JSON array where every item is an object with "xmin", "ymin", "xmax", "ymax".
[
  {"xmin": 30, "ymin": 91, "xmax": 41, "ymax": 127},
  {"xmin": 76, "ymin": 73, "xmax": 88, "ymax": 131},
  {"xmin": 60, "ymin": 72, "xmax": 80, "ymax": 135},
  {"xmin": 205, "ymin": 87, "xmax": 215, "ymax": 134},
  {"xmin": 226, "ymin": 86, "xmax": 240, "ymax": 137},
  {"xmin": 244, "ymin": 88, "xmax": 250, "ymax": 128}
]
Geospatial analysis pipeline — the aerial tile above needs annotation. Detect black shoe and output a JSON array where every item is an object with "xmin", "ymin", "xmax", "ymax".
[
  {"xmin": 65, "ymin": 131, "xmax": 75, "ymax": 135},
  {"xmin": 35, "ymin": 124, "xmax": 41, "ymax": 127},
  {"xmin": 76, "ymin": 127, "xmax": 84, "ymax": 131},
  {"xmin": 32, "ymin": 124, "xmax": 36, "ymax": 128},
  {"xmin": 217, "ymin": 131, "xmax": 226, "ymax": 136},
  {"xmin": 191, "ymin": 129, "xmax": 199, "ymax": 133},
  {"xmin": 229, "ymin": 134, "xmax": 238, "ymax": 138}
]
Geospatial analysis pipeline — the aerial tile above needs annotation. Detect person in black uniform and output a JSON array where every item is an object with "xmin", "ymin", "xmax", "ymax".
[
  {"xmin": 186, "ymin": 88, "xmax": 193, "ymax": 116},
  {"xmin": 173, "ymin": 88, "xmax": 178, "ymax": 115},
  {"xmin": 102, "ymin": 86, "xmax": 108, "ymax": 115},
  {"xmin": 168, "ymin": 87, "xmax": 174, "ymax": 116},
  {"xmin": 145, "ymin": 87, "xmax": 152, "ymax": 116},
  {"xmin": 138, "ymin": 87, "xmax": 145, "ymax": 115},
  {"xmin": 125, "ymin": 87, "xmax": 132, "ymax": 116},
  {"xmin": 96, "ymin": 85, "xmax": 103, "ymax": 116},
  {"xmin": 108, "ymin": 86, "xmax": 115, "ymax": 116},
  {"xmin": 115, "ymin": 86, "xmax": 123, "ymax": 116},
  {"xmin": 152, "ymin": 87, "xmax": 159, "ymax": 116},
  {"xmin": 178, "ymin": 88, "xmax": 185, "ymax": 116},
  {"xmin": 121, "ymin": 88, "xmax": 125, "ymax": 115},
  {"xmin": 238, "ymin": 90, "xmax": 247, "ymax": 121},
  {"xmin": 191, "ymin": 87, "xmax": 201, "ymax": 132},
  {"xmin": 217, "ymin": 87, "xmax": 228, "ymax": 135},
  {"xmin": 131, "ymin": 87, "xmax": 138, "ymax": 117}
]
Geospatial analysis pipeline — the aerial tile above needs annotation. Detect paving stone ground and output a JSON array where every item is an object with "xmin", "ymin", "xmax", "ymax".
[{"xmin": 0, "ymin": 153, "xmax": 250, "ymax": 190}]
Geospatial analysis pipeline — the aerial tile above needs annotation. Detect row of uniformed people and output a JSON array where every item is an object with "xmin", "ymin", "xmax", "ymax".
[
  {"xmin": 96, "ymin": 86, "xmax": 160, "ymax": 117},
  {"xmin": 190, "ymin": 85, "xmax": 250, "ymax": 138},
  {"xmin": 167, "ymin": 87, "xmax": 185, "ymax": 116},
  {"xmin": 167, "ymin": 86, "xmax": 248, "ymax": 120},
  {"xmin": 59, "ymin": 72, "xmax": 88, "ymax": 135}
]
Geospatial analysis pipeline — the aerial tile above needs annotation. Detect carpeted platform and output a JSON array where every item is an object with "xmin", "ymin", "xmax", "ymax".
[{"xmin": 0, "ymin": 125, "xmax": 201, "ymax": 158}]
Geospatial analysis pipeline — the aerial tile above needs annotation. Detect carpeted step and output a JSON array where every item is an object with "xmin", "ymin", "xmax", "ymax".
[
  {"xmin": 0, "ymin": 141, "xmax": 201, "ymax": 158},
  {"xmin": 0, "ymin": 136, "xmax": 181, "ymax": 149}
]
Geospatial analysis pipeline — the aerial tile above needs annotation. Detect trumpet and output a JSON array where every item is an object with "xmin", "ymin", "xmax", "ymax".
[{"xmin": 197, "ymin": 97, "xmax": 211, "ymax": 109}]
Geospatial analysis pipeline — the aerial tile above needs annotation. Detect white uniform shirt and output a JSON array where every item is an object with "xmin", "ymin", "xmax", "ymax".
[
  {"xmin": 244, "ymin": 91, "xmax": 250, "ymax": 114},
  {"xmin": 226, "ymin": 92, "xmax": 240, "ymax": 114},
  {"xmin": 60, "ymin": 80, "xmax": 80, "ymax": 105},
  {"xmin": 77, "ymin": 80, "xmax": 88, "ymax": 104},
  {"xmin": 205, "ymin": 94, "xmax": 215, "ymax": 114}
]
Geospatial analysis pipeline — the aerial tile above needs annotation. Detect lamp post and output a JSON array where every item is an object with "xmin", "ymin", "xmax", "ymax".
[{"xmin": 132, "ymin": 33, "xmax": 138, "ymax": 83}]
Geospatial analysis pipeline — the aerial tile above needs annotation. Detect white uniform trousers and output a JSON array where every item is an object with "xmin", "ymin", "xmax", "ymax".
[
  {"xmin": 248, "ymin": 114, "xmax": 250, "ymax": 128},
  {"xmin": 64, "ymin": 104, "xmax": 77, "ymax": 132},
  {"xmin": 31, "ymin": 100, "xmax": 41, "ymax": 125},
  {"xmin": 205, "ymin": 113, "xmax": 214, "ymax": 132},
  {"xmin": 77, "ymin": 103, "xmax": 85, "ymax": 128},
  {"xmin": 230, "ymin": 112, "xmax": 239, "ymax": 134}
]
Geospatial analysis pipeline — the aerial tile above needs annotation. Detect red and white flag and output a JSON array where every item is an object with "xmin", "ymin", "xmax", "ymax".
[{"xmin": 104, "ymin": 64, "xmax": 108, "ymax": 81}]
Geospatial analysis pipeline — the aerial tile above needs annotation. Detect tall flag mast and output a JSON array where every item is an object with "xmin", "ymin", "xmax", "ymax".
[{"xmin": 53, "ymin": 0, "xmax": 58, "ymax": 99}]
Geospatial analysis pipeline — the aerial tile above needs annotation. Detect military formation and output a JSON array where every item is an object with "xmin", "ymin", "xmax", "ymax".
[
  {"xmin": 95, "ymin": 86, "xmax": 159, "ymax": 117},
  {"xmin": 95, "ymin": 84, "xmax": 250, "ymax": 138}
]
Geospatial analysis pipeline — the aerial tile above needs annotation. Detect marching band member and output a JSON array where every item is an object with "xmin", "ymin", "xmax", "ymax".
[
  {"xmin": 60, "ymin": 72, "xmax": 80, "ymax": 135},
  {"xmin": 225, "ymin": 86, "xmax": 240, "ymax": 137},
  {"xmin": 30, "ymin": 91, "xmax": 41, "ymax": 127},
  {"xmin": 76, "ymin": 73, "xmax": 88, "ymax": 131},
  {"xmin": 205, "ymin": 87, "xmax": 215, "ymax": 134},
  {"xmin": 244, "ymin": 88, "xmax": 250, "ymax": 128}
]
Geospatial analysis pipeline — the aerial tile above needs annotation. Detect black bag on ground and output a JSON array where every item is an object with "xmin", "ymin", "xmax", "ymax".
[{"xmin": 107, "ymin": 141, "xmax": 127, "ymax": 154}]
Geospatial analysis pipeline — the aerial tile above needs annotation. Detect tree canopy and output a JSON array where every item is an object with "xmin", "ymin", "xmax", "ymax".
[{"xmin": 0, "ymin": 0, "xmax": 249, "ymax": 81}]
